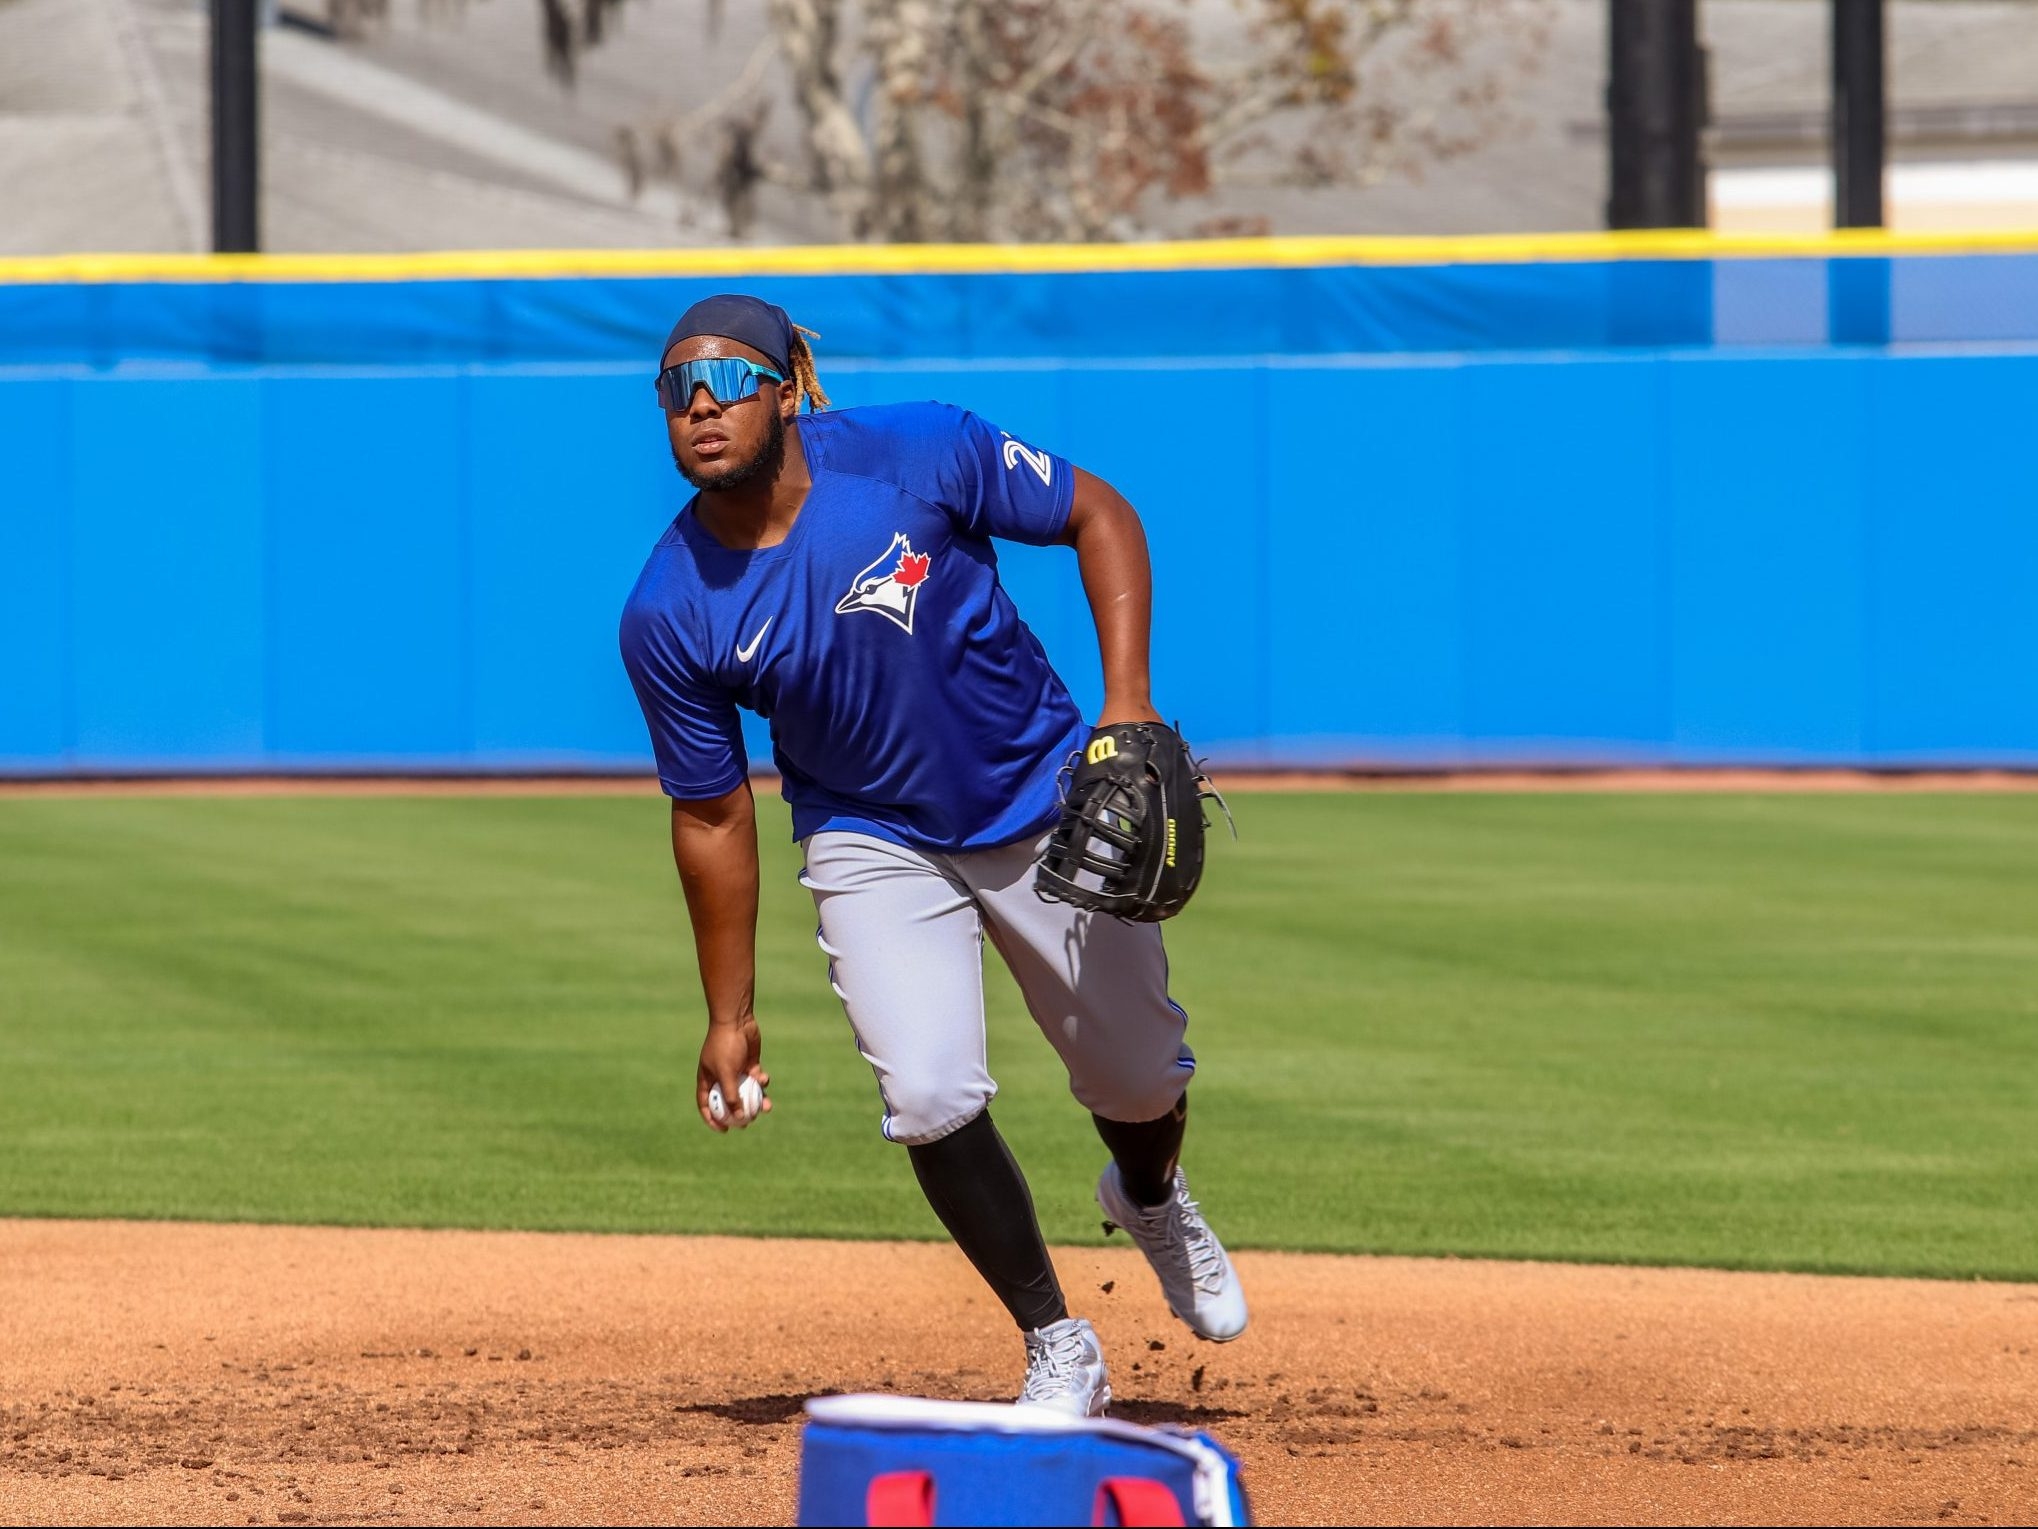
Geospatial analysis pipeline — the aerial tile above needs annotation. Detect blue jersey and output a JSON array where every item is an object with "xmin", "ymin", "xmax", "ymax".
[{"xmin": 619, "ymin": 401, "xmax": 1089, "ymax": 851}]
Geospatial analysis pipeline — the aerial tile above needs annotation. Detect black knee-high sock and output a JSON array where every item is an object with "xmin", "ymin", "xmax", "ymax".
[
  {"xmin": 907, "ymin": 1109, "xmax": 1068, "ymax": 1332},
  {"xmin": 1093, "ymin": 1093, "xmax": 1189, "ymax": 1208}
]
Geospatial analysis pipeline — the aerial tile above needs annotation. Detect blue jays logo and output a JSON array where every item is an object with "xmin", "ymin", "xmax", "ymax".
[{"xmin": 834, "ymin": 533, "xmax": 932, "ymax": 634}]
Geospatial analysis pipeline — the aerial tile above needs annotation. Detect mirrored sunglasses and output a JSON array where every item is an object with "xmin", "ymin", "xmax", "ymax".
[{"xmin": 655, "ymin": 357, "xmax": 785, "ymax": 412}]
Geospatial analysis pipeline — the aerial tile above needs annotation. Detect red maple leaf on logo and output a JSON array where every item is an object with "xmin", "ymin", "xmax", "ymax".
[{"xmin": 893, "ymin": 551, "xmax": 931, "ymax": 588}]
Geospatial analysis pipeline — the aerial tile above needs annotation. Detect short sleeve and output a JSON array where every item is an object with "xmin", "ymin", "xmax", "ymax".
[
  {"xmin": 619, "ymin": 597, "xmax": 748, "ymax": 800},
  {"xmin": 944, "ymin": 409, "xmax": 1077, "ymax": 546}
]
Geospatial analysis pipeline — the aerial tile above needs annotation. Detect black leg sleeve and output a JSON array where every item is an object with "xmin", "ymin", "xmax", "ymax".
[
  {"xmin": 1093, "ymin": 1093, "xmax": 1188, "ymax": 1208},
  {"xmin": 907, "ymin": 1109, "xmax": 1068, "ymax": 1332}
]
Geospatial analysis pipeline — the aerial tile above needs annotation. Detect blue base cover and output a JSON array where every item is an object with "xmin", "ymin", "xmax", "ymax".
[{"xmin": 795, "ymin": 1395, "xmax": 1251, "ymax": 1528}]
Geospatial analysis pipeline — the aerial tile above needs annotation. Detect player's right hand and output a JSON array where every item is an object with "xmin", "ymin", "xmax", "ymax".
[{"xmin": 697, "ymin": 1018, "xmax": 770, "ymax": 1134}]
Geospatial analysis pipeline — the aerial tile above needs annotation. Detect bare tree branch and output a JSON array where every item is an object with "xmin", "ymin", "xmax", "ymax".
[
  {"xmin": 865, "ymin": 0, "xmax": 935, "ymax": 241},
  {"xmin": 589, "ymin": 0, "xmax": 1551, "ymax": 244},
  {"xmin": 763, "ymin": 0, "xmax": 874, "ymax": 231},
  {"xmin": 536, "ymin": 0, "xmax": 635, "ymax": 89}
]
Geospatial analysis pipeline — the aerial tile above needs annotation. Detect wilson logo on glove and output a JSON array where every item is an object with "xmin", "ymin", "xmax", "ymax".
[{"xmin": 1036, "ymin": 722, "xmax": 1232, "ymax": 923}]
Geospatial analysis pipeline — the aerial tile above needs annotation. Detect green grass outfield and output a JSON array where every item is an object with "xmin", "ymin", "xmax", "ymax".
[{"xmin": 1, "ymin": 791, "xmax": 2033, "ymax": 1280}]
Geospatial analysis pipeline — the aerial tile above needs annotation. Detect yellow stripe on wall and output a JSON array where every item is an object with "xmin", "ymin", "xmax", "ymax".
[{"xmin": 6, "ymin": 226, "xmax": 2038, "ymax": 284}]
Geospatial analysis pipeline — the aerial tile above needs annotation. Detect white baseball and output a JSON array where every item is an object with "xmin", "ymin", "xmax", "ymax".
[{"xmin": 707, "ymin": 1075, "xmax": 765, "ymax": 1127}]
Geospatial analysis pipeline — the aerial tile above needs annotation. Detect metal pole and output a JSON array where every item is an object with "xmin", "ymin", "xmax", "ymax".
[
  {"xmin": 1607, "ymin": 0, "xmax": 1708, "ymax": 229},
  {"xmin": 1832, "ymin": 0, "xmax": 1887, "ymax": 227},
  {"xmin": 210, "ymin": 0, "xmax": 260, "ymax": 252}
]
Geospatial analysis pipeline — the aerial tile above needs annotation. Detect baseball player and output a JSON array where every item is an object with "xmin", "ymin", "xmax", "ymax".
[{"xmin": 619, "ymin": 294, "xmax": 1246, "ymax": 1417}]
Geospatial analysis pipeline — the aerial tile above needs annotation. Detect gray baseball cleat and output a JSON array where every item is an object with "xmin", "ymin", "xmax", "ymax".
[
  {"xmin": 1016, "ymin": 1316, "xmax": 1111, "ymax": 1417},
  {"xmin": 1097, "ymin": 1164, "xmax": 1249, "ymax": 1343}
]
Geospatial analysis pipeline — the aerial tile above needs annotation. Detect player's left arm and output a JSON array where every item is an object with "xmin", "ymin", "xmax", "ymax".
[{"xmin": 1060, "ymin": 467, "xmax": 1162, "ymax": 727}]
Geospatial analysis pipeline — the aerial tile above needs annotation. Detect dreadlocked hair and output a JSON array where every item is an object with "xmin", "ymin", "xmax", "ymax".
[{"xmin": 790, "ymin": 324, "xmax": 831, "ymax": 412}]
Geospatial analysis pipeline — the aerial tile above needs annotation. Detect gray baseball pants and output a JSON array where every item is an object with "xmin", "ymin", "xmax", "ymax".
[{"xmin": 800, "ymin": 827, "xmax": 1196, "ymax": 1145}]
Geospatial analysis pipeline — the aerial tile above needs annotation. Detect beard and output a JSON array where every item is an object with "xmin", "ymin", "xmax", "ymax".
[{"xmin": 673, "ymin": 408, "xmax": 786, "ymax": 493}]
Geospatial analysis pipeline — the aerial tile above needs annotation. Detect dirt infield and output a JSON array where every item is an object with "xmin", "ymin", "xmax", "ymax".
[{"xmin": 2, "ymin": 1222, "xmax": 2031, "ymax": 1527}]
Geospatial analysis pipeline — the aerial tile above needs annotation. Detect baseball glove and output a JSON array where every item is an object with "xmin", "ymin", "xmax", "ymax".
[{"xmin": 1034, "ymin": 721, "xmax": 1230, "ymax": 922}]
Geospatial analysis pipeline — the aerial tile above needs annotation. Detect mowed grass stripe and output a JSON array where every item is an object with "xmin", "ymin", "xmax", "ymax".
[{"xmin": 0, "ymin": 793, "xmax": 2031, "ymax": 1279}]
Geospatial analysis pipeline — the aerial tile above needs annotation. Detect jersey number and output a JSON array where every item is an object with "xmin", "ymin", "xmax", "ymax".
[{"xmin": 1001, "ymin": 435, "xmax": 1053, "ymax": 487}]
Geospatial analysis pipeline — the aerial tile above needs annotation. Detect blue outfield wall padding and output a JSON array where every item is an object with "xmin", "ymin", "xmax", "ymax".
[
  {"xmin": 1828, "ymin": 258, "xmax": 1894, "ymax": 346},
  {"xmin": 463, "ymin": 368, "xmax": 681, "ymax": 764},
  {"xmin": 1455, "ymin": 357, "xmax": 1672, "ymax": 753},
  {"xmin": 0, "ymin": 379, "xmax": 72, "ymax": 767},
  {"xmin": 1264, "ymin": 362, "xmax": 1462, "ymax": 761},
  {"xmin": 6, "ymin": 333, "xmax": 2038, "ymax": 775},
  {"xmin": 1893, "ymin": 250, "xmax": 2038, "ymax": 346},
  {"xmin": 1863, "ymin": 353, "xmax": 2038, "ymax": 760},
  {"xmin": 1663, "ymin": 353, "xmax": 1871, "ymax": 761},
  {"xmin": 263, "ymin": 372, "xmax": 471, "ymax": 760},
  {"xmin": 67, "ymin": 374, "xmax": 269, "ymax": 765},
  {"xmin": 12, "ymin": 251, "xmax": 2038, "ymax": 371}
]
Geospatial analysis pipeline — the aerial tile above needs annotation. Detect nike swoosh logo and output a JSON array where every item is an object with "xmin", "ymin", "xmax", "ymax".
[{"xmin": 736, "ymin": 618, "xmax": 772, "ymax": 663}]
